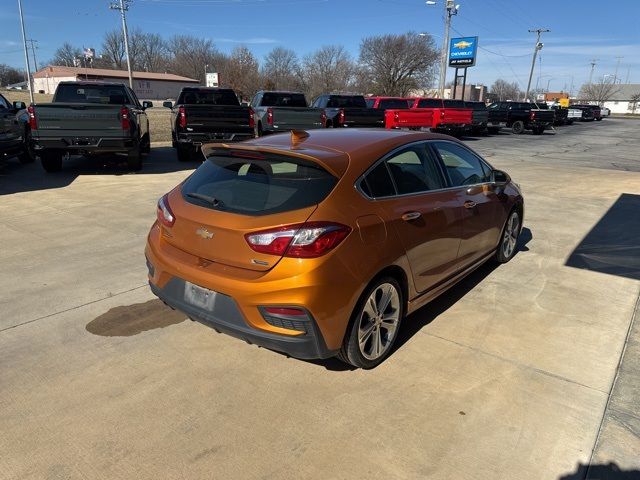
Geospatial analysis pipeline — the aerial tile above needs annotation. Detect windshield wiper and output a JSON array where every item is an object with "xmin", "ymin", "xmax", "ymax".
[{"xmin": 186, "ymin": 192, "xmax": 225, "ymax": 208}]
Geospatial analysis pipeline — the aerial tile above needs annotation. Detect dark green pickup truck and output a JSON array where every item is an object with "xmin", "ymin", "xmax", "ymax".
[{"xmin": 30, "ymin": 81, "xmax": 152, "ymax": 172}]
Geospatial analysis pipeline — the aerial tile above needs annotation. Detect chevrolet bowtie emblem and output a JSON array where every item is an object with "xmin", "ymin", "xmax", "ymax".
[
  {"xmin": 196, "ymin": 227, "xmax": 214, "ymax": 239},
  {"xmin": 454, "ymin": 41, "xmax": 473, "ymax": 49}
]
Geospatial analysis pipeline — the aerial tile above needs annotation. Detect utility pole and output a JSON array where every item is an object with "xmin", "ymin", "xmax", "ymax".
[
  {"xmin": 438, "ymin": 0, "xmax": 459, "ymax": 98},
  {"xmin": 17, "ymin": 0, "xmax": 34, "ymax": 104},
  {"xmin": 613, "ymin": 56, "xmax": 623, "ymax": 84},
  {"xmin": 524, "ymin": 28, "xmax": 549, "ymax": 102},
  {"xmin": 109, "ymin": 0, "xmax": 133, "ymax": 88},
  {"xmin": 27, "ymin": 39, "xmax": 39, "ymax": 71},
  {"xmin": 588, "ymin": 59, "xmax": 598, "ymax": 84}
]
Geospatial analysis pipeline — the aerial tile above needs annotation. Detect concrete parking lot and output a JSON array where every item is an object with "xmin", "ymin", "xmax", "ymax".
[{"xmin": 1, "ymin": 119, "xmax": 639, "ymax": 479}]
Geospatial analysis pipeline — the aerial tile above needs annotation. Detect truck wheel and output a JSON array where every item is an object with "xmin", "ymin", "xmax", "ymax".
[
  {"xmin": 596, "ymin": 117, "xmax": 602, "ymax": 121},
  {"xmin": 141, "ymin": 133, "xmax": 151, "ymax": 154},
  {"xmin": 18, "ymin": 128, "xmax": 36, "ymax": 164},
  {"xmin": 127, "ymin": 145, "xmax": 142, "ymax": 171},
  {"xmin": 41, "ymin": 150, "xmax": 63, "ymax": 172},
  {"xmin": 487, "ymin": 126, "xmax": 500, "ymax": 134},
  {"xmin": 255, "ymin": 122, "xmax": 263, "ymax": 137},
  {"xmin": 177, "ymin": 145, "xmax": 192, "ymax": 162},
  {"xmin": 532, "ymin": 126, "xmax": 544, "ymax": 135},
  {"xmin": 512, "ymin": 121, "xmax": 525, "ymax": 134}
]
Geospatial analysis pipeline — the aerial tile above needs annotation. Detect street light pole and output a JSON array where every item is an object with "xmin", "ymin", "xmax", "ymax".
[
  {"xmin": 204, "ymin": 64, "xmax": 209, "ymax": 85},
  {"xmin": 17, "ymin": 0, "xmax": 34, "ymax": 104},
  {"xmin": 438, "ymin": 0, "xmax": 459, "ymax": 98},
  {"xmin": 110, "ymin": 0, "xmax": 134, "ymax": 88},
  {"xmin": 524, "ymin": 28, "xmax": 549, "ymax": 102}
]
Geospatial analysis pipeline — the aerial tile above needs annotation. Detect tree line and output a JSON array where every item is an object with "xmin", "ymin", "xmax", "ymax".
[{"xmin": 44, "ymin": 29, "xmax": 439, "ymax": 100}]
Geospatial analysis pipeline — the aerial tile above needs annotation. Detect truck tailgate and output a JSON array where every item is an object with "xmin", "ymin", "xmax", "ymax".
[
  {"xmin": 184, "ymin": 105, "xmax": 253, "ymax": 134},
  {"xmin": 272, "ymin": 107, "xmax": 324, "ymax": 130},
  {"xmin": 32, "ymin": 103, "xmax": 125, "ymax": 138},
  {"xmin": 342, "ymin": 108, "xmax": 385, "ymax": 127},
  {"xmin": 442, "ymin": 108, "xmax": 472, "ymax": 125},
  {"xmin": 385, "ymin": 109, "xmax": 434, "ymax": 129}
]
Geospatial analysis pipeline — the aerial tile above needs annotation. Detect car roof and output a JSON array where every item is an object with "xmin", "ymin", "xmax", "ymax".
[{"xmin": 211, "ymin": 129, "xmax": 460, "ymax": 178}]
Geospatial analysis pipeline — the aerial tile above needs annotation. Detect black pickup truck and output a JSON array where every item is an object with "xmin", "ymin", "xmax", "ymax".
[
  {"xmin": 311, "ymin": 94, "xmax": 384, "ymax": 128},
  {"xmin": 0, "ymin": 93, "xmax": 34, "ymax": 164},
  {"xmin": 464, "ymin": 101, "xmax": 489, "ymax": 134},
  {"xmin": 164, "ymin": 87, "xmax": 254, "ymax": 162},
  {"xmin": 30, "ymin": 81, "xmax": 152, "ymax": 171},
  {"xmin": 251, "ymin": 91, "xmax": 324, "ymax": 136},
  {"xmin": 486, "ymin": 101, "xmax": 555, "ymax": 135}
]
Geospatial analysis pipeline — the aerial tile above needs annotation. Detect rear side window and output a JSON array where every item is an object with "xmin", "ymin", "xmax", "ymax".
[
  {"xmin": 179, "ymin": 89, "xmax": 239, "ymax": 106},
  {"xmin": 54, "ymin": 85, "xmax": 130, "ymax": 104},
  {"xmin": 182, "ymin": 152, "xmax": 337, "ymax": 216},
  {"xmin": 365, "ymin": 98, "xmax": 375, "ymax": 108},
  {"xmin": 261, "ymin": 93, "xmax": 307, "ymax": 107},
  {"xmin": 432, "ymin": 142, "xmax": 490, "ymax": 186},
  {"xmin": 0, "ymin": 95, "xmax": 9, "ymax": 110},
  {"xmin": 361, "ymin": 162, "xmax": 395, "ymax": 198},
  {"xmin": 378, "ymin": 99, "xmax": 409, "ymax": 109},
  {"xmin": 386, "ymin": 146, "xmax": 445, "ymax": 194},
  {"xmin": 418, "ymin": 99, "xmax": 442, "ymax": 108}
]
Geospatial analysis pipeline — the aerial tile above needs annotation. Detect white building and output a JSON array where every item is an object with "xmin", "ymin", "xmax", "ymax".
[
  {"xmin": 600, "ymin": 84, "xmax": 640, "ymax": 115},
  {"xmin": 32, "ymin": 65, "xmax": 199, "ymax": 100}
]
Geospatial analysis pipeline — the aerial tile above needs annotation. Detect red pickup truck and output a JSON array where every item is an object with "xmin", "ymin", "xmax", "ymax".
[
  {"xmin": 406, "ymin": 98, "xmax": 472, "ymax": 133},
  {"xmin": 365, "ymin": 96, "xmax": 433, "ymax": 130}
]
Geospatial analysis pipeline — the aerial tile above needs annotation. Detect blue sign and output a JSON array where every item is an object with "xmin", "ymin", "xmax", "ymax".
[{"xmin": 449, "ymin": 36, "xmax": 478, "ymax": 67}]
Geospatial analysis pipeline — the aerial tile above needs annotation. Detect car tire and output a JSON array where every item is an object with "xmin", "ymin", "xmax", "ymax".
[
  {"xmin": 596, "ymin": 117, "xmax": 602, "ymax": 121},
  {"xmin": 495, "ymin": 209, "xmax": 521, "ymax": 263},
  {"xmin": 40, "ymin": 150, "xmax": 63, "ymax": 172},
  {"xmin": 141, "ymin": 133, "xmax": 151, "ymax": 154},
  {"xmin": 18, "ymin": 128, "xmax": 36, "ymax": 164},
  {"xmin": 255, "ymin": 122, "xmax": 263, "ymax": 137},
  {"xmin": 337, "ymin": 276, "xmax": 404, "ymax": 369},
  {"xmin": 512, "ymin": 121, "xmax": 525, "ymax": 134},
  {"xmin": 487, "ymin": 126, "xmax": 500, "ymax": 134},
  {"xmin": 127, "ymin": 144, "xmax": 142, "ymax": 171},
  {"xmin": 177, "ymin": 145, "xmax": 192, "ymax": 162}
]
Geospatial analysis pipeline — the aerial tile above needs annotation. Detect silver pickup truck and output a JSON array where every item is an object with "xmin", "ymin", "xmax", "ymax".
[
  {"xmin": 251, "ymin": 91, "xmax": 324, "ymax": 136},
  {"xmin": 30, "ymin": 81, "xmax": 152, "ymax": 172}
]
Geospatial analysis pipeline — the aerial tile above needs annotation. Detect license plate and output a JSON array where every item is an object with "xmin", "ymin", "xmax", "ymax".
[{"xmin": 184, "ymin": 282, "xmax": 217, "ymax": 310}]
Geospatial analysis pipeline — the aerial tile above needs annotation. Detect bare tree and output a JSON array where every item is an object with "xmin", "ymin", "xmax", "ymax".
[
  {"xmin": 629, "ymin": 92, "xmax": 640, "ymax": 115},
  {"xmin": 52, "ymin": 42, "xmax": 82, "ymax": 67},
  {"xmin": 0, "ymin": 64, "xmax": 24, "ymax": 86},
  {"xmin": 101, "ymin": 30, "xmax": 126, "ymax": 69},
  {"xmin": 137, "ymin": 33, "xmax": 168, "ymax": 72},
  {"xmin": 490, "ymin": 79, "xmax": 521, "ymax": 101},
  {"xmin": 167, "ymin": 35, "xmax": 224, "ymax": 83},
  {"xmin": 301, "ymin": 45, "xmax": 355, "ymax": 100},
  {"xmin": 578, "ymin": 76, "xmax": 622, "ymax": 105},
  {"xmin": 358, "ymin": 32, "xmax": 439, "ymax": 96},
  {"xmin": 222, "ymin": 46, "xmax": 260, "ymax": 101},
  {"xmin": 261, "ymin": 47, "xmax": 301, "ymax": 91}
]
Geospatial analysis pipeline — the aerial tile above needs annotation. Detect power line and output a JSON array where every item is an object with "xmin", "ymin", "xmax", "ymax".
[
  {"xmin": 109, "ymin": 0, "xmax": 134, "ymax": 88},
  {"xmin": 524, "ymin": 28, "xmax": 549, "ymax": 101},
  {"xmin": 26, "ymin": 39, "xmax": 39, "ymax": 71}
]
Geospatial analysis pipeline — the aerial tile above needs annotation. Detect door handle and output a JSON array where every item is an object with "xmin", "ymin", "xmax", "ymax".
[
  {"xmin": 401, "ymin": 211, "xmax": 422, "ymax": 221},
  {"xmin": 464, "ymin": 200, "xmax": 477, "ymax": 209}
]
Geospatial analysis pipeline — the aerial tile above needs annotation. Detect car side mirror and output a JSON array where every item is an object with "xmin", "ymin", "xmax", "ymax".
[
  {"xmin": 162, "ymin": 101, "xmax": 173, "ymax": 109},
  {"xmin": 492, "ymin": 169, "xmax": 510, "ymax": 185},
  {"xmin": 13, "ymin": 101, "xmax": 26, "ymax": 110},
  {"xmin": 142, "ymin": 101, "xmax": 153, "ymax": 110}
]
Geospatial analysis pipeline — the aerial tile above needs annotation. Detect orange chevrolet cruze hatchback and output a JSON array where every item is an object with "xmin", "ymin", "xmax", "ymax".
[{"xmin": 145, "ymin": 129, "xmax": 524, "ymax": 368}]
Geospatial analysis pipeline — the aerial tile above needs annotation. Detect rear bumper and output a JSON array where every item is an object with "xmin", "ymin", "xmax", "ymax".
[
  {"xmin": 149, "ymin": 277, "xmax": 335, "ymax": 360},
  {"xmin": 177, "ymin": 132, "xmax": 254, "ymax": 146},
  {"xmin": 33, "ymin": 136, "xmax": 135, "ymax": 153}
]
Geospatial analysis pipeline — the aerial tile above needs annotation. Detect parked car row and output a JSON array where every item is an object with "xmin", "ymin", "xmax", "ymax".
[{"xmin": 1, "ymin": 81, "xmax": 609, "ymax": 171}]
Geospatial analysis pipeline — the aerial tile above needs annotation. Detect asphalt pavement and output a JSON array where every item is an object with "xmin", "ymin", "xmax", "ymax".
[{"xmin": 0, "ymin": 118, "xmax": 639, "ymax": 479}]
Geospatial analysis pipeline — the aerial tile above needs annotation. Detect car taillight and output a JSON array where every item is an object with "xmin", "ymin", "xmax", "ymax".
[
  {"xmin": 394, "ymin": 112, "xmax": 399, "ymax": 121},
  {"xmin": 338, "ymin": 109, "xmax": 345, "ymax": 125},
  {"xmin": 321, "ymin": 110, "xmax": 327, "ymax": 126},
  {"xmin": 530, "ymin": 111, "xmax": 536, "ymax": 120},
  {"xmin": 120, "ymin": 106, "xmax": 130, "ymax": 130},
  {"xmin": 267, "ymin": 107, "xmax": 273, "ymax": 126},
  {"xmin": 157, "ymin": 194, "xmax": 175, "ymax": 228},
  {"xmin": 245, "ymin": 222, "xmax": 351, "ymax": 258},
  {"xmin": 178, "ymin": 106, "xmax": 187, "ymax": 128},
  {"xmin": 249, "ymin": 107, "xmax": 255, "ymax": 129},
  {"xmin": 440, "ymin": 110, "xmax": 445, "ymax": 119},
  {"xmin": 27, "ymin": 105, "xmax": 37, "ymax": 130}
]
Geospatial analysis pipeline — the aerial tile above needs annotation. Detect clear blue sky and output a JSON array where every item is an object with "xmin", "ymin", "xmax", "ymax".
[{"xmin": 2, "ymin": 0, "xmax": 639, "ymax": 93}]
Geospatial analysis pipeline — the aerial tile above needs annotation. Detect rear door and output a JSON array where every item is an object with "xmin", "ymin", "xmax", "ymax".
[
  {"xmin": 0, "ymin": 95, "xmax": 19, "ymax": 144},
  {"xmin": 431, "ymin": 140, "xmax": 505, "ymax": 266},
  {"xmin": 362, "ymin": 143, "xmax": 464, "ymax": 293}
]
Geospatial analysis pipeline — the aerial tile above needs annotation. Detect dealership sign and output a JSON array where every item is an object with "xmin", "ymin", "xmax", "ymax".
[{"xmin": 449, "ymin": 36, "xmax": 478, "ymax": 67}]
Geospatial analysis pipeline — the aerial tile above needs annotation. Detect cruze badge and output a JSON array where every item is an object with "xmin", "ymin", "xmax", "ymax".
[{"xmin": 196, "ymin": 227, "xmax": 214, "ymax": 239}]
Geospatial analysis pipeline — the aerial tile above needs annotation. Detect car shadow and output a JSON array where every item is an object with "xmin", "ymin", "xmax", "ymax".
[
  {"xmin": 309, "ymin": 227, "xmax": 532, "ymax": 371},
  {"xmin": 559, "ymin": 462, "xmax": 640, "ymax": 480},
  {"xmin": 0, "ymin": 146, "xmax": 198, "ymax": 196}
]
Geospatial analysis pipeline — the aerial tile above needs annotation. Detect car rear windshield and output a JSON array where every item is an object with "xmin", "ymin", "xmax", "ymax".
[
  {"xmin": 443, "ymin": 100, "xmax": 465, "ymax": 108},
  {"xmin": 327, "ymin": 96, "xmax": 367, "ymax": 108},
  {"xmin": 260, "ymin": 93, "xmax": 308, "ymax": 107},
  {"xmin": 378, "ymin": 99, "xmax": 409, "ymax": 109},
  {"xmin": 417, "ymin": 98, "xmax": 443, "ymax": 108},
  {"xmin": 178, "ymin": 89, "xmax": 239, "ymax": 106},
  {"xmin": 182, "ymin": 151, "xmax": 337, "ymax": 216},
  {"xmin": 54, "ymin": 85, "xmax": 130, "ymax": 104}
]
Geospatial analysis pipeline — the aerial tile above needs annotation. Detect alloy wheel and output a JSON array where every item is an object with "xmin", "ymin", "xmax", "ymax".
[
  {"xmin": 502, "ymin": 212, "xmax": 520, "ymax": 259},
  {"xmin": 357, "ymin": 283, "xmax": 401, "ymax": 361}
]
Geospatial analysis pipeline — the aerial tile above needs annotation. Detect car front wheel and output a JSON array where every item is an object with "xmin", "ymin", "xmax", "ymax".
[
  {"xmin": 495, "ymin": 209, "xmax": 521, "ymax": 263},
  {"xmin": 338, "ymin": 277, "xmax": 404, "ymax": 369}
]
